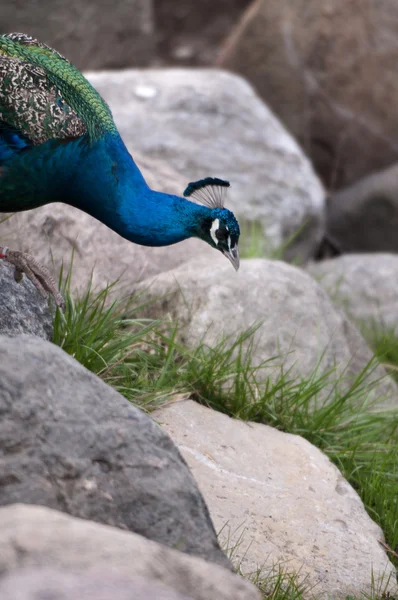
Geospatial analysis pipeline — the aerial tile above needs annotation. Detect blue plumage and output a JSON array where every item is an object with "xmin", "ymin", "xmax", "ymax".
[
  {"xmin": 0, "ymin": 33, "xmax": 240, "ymax": 306},
  {"xmin": 0, "ymin": 122, "xmax": 31, "ymax": 162}
]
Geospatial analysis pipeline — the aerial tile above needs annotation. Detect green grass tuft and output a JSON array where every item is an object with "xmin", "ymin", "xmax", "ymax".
[
  {"xmin": 364, "ymin": 323, "xmax": 398, "ymax": 385},
  {"xmin": 240, "ymin": 219, "xmax": 268, "ymax": 259},
  {"xmin": 239, "ymin": 218, "xmax": 312, "ymax": 264}
]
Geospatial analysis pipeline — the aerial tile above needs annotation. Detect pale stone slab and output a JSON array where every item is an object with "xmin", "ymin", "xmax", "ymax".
[
  {"xmin": 0, "ymin": 568, "xmax": 193, "ymax": 600},
  {"xmin": 154, "ymin": 400, "xmax": 397, "ymax": 599},
  {"xmin": 0, "ymin": 504, "xmax": 260, "ymax": 600}
]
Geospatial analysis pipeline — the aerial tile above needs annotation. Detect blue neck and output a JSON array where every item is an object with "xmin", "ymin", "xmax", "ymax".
[{"xmin": 65, "ymin": 133, "xmax": 210, "ymax": 246}]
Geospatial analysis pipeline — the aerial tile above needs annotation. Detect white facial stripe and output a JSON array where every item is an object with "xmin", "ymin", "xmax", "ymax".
[
  {"xmin": 228, "ymin": 235, "xmax": 231, "ymax": 250},
  {"xmin": 210, "ymin": 218, "xmax": 220, "ymax": 245}
]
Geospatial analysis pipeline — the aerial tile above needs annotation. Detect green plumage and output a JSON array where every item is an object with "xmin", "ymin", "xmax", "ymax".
[{"xmin": 0, "ymin": 33, "xmax": 116, "ymax": 142}]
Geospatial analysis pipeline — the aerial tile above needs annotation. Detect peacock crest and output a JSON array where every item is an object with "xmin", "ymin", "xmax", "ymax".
[{"xmin": 183, "ymin": 177, "xmax": 230, "ymax": 209}]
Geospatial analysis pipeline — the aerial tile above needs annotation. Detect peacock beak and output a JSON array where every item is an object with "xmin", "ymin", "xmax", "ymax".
[{"xmin": 223, "ymin": 245, "xmax": 240, "ymax": 271}]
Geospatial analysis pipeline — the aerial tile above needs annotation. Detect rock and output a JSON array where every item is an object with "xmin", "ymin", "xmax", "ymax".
[
  {"xmin": 153, "ymin": 400, "xmax": 397, "ymax": 599},
  {"xmin": 0, "ymin": 505, "xmax": 260, "ymax": 600},
  {"xmin": 0, "ymin": 153, "xmax": 214, "ymax": 295},
  {"xmin": 218, "ymin": 0, "xmax": 398, "ymax": 190},
  {"xmin": 87, "ymin": 68, "xmax": 325, "ymax": 262},
  {"xmin": 154, "ymin": 0, "xmax": 251, "ymax": 66},
  {"xmin": 0, "ymin": 0, "xmax": 154, "ymax": 70},
  {"xmin": 0, "ymin": 261, "xmax": 52, "ymax": 340},
  {"xmin": 0, "ymin": 335, "xmax": 230, "ymax": 570},
  {"xmin": 326, "ymin": 163, "xmax": 398, "ymax": 253},
  {"xmin": 0, "ymin": 569, "xmax": 194, "ymax": 600},
  {"xmin": 137, "ymin": 256, "xmax": 398, "ymax": 406},
  {"xmin": 307, "ymin": 254, "xmax": 398, "ymax": 333}
]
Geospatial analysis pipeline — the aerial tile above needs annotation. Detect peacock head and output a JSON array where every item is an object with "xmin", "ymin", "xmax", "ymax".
[{"xmin": 183, "ymin": 178, "xmax": 240, "ymax": 270}]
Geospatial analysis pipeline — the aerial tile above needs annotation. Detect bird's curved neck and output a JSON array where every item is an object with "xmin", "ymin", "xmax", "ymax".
[{"xmin": 67, "ymin": 133, "xmax": 210, "ymax": 247}]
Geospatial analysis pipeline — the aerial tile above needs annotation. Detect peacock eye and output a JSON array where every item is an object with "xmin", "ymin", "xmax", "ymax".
[{"xmin": 216, "ymin": 228, "xmax": 228, "ymax": 241}]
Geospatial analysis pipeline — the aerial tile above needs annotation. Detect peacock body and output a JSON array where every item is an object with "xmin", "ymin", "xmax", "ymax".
[{"xmin": 0, "ymin": 33, "xmax": 240, "ymax": 305}]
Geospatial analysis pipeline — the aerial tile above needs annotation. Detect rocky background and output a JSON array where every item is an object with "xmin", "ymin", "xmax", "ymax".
[{"xmin": 1, "ymin": 1, "xmax": 398, "ymax": 599}]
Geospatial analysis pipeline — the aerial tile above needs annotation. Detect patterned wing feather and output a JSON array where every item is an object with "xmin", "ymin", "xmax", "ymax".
[{"xmin": 0, "ymin": 33, "xmax": 116, "ymax": 144}]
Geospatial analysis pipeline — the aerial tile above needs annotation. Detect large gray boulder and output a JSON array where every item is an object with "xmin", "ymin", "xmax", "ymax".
[
  {"xmin": 308, "ymin": 254, "xmax": 398, "ymax": 333},
  {"xmin": 0, "ymin": 153, "xmax": 214, "ymax": 294},
  {"xmin": 154, "ymin": 400, "xmax": 397, "ymax": 599},
  {"xmin": 87, "ymin": 68, "xmax": 325, "ymax": 262},
  {"xmin": 0, "ymin": 0, "xmax": 154, "ymax": 70},
  {"xmin": 0, "ymin": 335, "xmax": 230, "ymax": 569},
  {"xmin": 0, "ymin": 261, "xmax": 52, "ymax": 340},
  {"xmin": 218, "ymin": 0, "xmax": 398, "ymax": 190},
  {"xmin": 0, "ymin": 505, "xmax": 260, "ymax": 600},
  {"xmin": 137, "ymin": 255, "xmax": 398, "ymax": 407}
]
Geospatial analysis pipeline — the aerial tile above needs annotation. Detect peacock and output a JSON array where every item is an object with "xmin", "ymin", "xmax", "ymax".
[{"xmin": 0, "ymin": 33, "xmax": 240, "ymax": 309}]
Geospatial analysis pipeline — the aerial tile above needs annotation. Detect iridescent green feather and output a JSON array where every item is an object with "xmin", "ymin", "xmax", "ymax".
[{"xmin": 0, "ymin": 33, "xmax": 116, "ymax": 142}]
